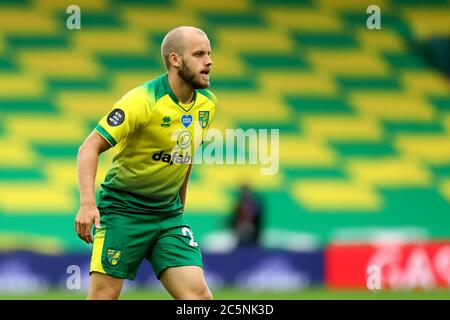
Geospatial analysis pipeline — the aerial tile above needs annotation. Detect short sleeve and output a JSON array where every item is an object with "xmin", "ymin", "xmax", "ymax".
[{"xmin": 95, "ymin": 87, "xmax": 151, "ymax": 146}]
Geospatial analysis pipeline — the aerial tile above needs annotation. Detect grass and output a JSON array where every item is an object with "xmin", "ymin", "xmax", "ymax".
[{"xmin": 1, "ymin": 288, "xmax": 449, "ymax": 300}]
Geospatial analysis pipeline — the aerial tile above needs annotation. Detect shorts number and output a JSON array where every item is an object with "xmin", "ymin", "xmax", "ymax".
[{"xmin": 182, "ymin": 227, "xmax": 198, "ymax": 247}]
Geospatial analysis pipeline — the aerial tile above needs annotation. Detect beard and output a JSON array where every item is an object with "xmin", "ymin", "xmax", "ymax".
[{"xmin": 177, "ymin": 59, "xmax": 209, "ymax": 89}]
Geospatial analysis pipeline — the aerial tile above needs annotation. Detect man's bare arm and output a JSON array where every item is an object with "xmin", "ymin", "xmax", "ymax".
[
  {"xmin": 179, "ymin": 163, "xmax": 193, "ymax": 209},
  {"xmin": 75, "ymin": 131, "xmax": 111, "ymax": 244}
]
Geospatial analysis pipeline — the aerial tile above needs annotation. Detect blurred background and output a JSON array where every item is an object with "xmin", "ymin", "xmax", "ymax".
[{"xmin": 0, "ymin": 0, "xmax": 449, "ymax": 299}]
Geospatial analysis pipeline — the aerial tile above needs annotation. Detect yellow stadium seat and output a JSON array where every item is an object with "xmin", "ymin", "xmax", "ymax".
[
  {"xmin": 402, "ymin": 71, "xmax": 450, "ymax": 95},
  {"xmin": 73, "ymin": 29, "xmax": 152, "ymax": 54},
  {"xmin": 214, "ymin": 92, "xmax": 292, "ymax": 122},
  {"xmin": 56, "ymin": 91, "xmax": 119, "ymax": 121},
  {"xmin": 208, "ymin": 51, "xmax": 248, "ymax": 77},
  {"xmin": 6, "ymin": 114, "xmax": 87, "ymax": 143},
  {"xmin": 395, "ymin": 134, "xmax": 450, "ymax": 165},
  {"xmin": 292, "ymin": 179, "xmax": 381, "ymax": 211},
  {"xmin": 0, "ymin": 183, "xmax": 76, "ymax": 214},
  {"xmin": 264, "ymin": 8, "xmax": 344, "ymax": 31},
  {"xmin": 403, "ymin": 8, "xmax": 450, "ymax": 39},
  {"xmin": 259, "ymin": 71, "xmax": 337, "ymax": 95},
  {"xmin": 0, "ymin": 9, "xmax": 57, "ymax": 34},
  {"xmin": 317, "ymin": 0, "xmax": 392, "ymax": 12},
  {"xmin": 279, "ymin": 135, "xmax": 338, "ymax": 167},
  {"xmin": 0, "ymin": 138, "xmax": 38, "ymax": 167},
  {"xmin": 347, "ymin": 157, "xmax": 432, "ymax": 187},
  {"xmin": 199, "ymin": 165, "xmax": 283, "ymax": 190},
  {"xmin": 33, "ymin": 0, "xmax": 106, "ymax": 11},
  {"xmin": 178, "ymin": 0, "xmax": 250, "ymax": 11},
  {"xmin": 17, "ymin": 49, "xmax": 101, "ymax": 77},
  {"xmin": 300, "ymin": 115, "xmax": 383, "ymax": 141},
  {"xmin": 0, "ymin": 72, "xmax": 44, "ymax": 98},
  {"xmin": 350, "ymin": 92, "xmax": 436, "ymax": 121},
  {"xmin": 215, "ymin": 28, "xmax": 294, "ymax": 53},
  {"xmin": 0, "ymin": 232, "xmax": 63, "ymax": 254},
  {"xmin": 444, "ymin": 113, "xmax": 450, "ymax": 133},
  {"xmin": 357, "ymin": 29, "xmax": 406, "ymax": 53},
  {"xmin": 112, "ymin": 72, "xmax": 166, "ymax": 93},
  {"xmin": 308, "ymin": 49, "xmax": 390, "ymax": 76},
  {"xmin": 122, "ymin": 8, "xmax": 200, "ymax": 32},
  {"xmin": 184, "ymin": 181, "xmax": 230, "ymax": 213},
  {"xmin": 44, "ymin": 158, "xmax": 111, "ymax": 190}
]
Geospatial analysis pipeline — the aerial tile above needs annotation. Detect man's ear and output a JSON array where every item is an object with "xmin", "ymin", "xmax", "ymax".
[{"xmin": 169, "ymin": 52, "xmax": 181, "ymax": 68}]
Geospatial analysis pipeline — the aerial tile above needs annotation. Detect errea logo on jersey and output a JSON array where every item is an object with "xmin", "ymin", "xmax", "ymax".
[
  {"xmin": 161, "ymin": 116, "xmax": 171, "ymax": 127},
  {"xmin": 152, "ymin": 151, "xmax": 191, "ymax": 165}
]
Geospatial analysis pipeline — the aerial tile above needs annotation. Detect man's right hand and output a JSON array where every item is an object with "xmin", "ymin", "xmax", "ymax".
[{"xmin": 75, "ymin": 205, "xmax": 101, "ymax": 244}]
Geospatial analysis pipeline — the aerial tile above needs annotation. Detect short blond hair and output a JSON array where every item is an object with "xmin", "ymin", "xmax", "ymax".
[{"xmin": 161, "ymin": 26, "xmax": 207, "ymax": 70}]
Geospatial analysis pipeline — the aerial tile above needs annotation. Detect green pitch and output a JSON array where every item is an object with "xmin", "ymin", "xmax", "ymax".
[{"xmin": 1, "ymin": 288, "xmax": 449, "ymax": 300}]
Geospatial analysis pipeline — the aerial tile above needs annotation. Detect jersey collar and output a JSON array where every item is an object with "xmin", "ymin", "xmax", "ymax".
[{"xmin": 162, "ymin": 73, "xmax": 197, "ymax": 112}]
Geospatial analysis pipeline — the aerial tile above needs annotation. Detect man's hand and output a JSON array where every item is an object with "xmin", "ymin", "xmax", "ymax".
[
  {"xmin": 75, "ymin": 131, "xmax": 110, "ymax": 244},
  {"xmin": 75, "ymin": 204, "xmax": 101, "ymax": 244}
]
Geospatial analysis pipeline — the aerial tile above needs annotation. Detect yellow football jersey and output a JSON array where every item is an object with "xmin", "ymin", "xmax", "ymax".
[{"xmin": 95, "ymin": 74, "xmax": 216, "ymax": 214}]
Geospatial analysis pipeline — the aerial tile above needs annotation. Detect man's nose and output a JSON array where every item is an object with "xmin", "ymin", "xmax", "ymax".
[{"xmin": 205, "ymin": 56, "xmax": 212, "ymax": 66}]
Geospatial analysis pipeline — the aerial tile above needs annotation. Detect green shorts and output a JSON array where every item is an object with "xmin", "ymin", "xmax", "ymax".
[{"xmin": 90, "ymin": 210, "xmax": 203, "ymax": 280}]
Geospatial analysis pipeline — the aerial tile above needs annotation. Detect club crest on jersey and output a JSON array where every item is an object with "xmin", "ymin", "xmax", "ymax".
[
  {"xmin": 161, "ymin": 116, "xmax": 171, "ymax": 127},
  {"xmin": 181, "ymin": 114, "xmax": 193, "ymax": 128},
  {"xmin": 107, "ymin": 248, "xmax": 121, "ymax": 266},
  {"xmin": 198, "ymin": 111, "xmax": 209, "ymax": 129}
]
